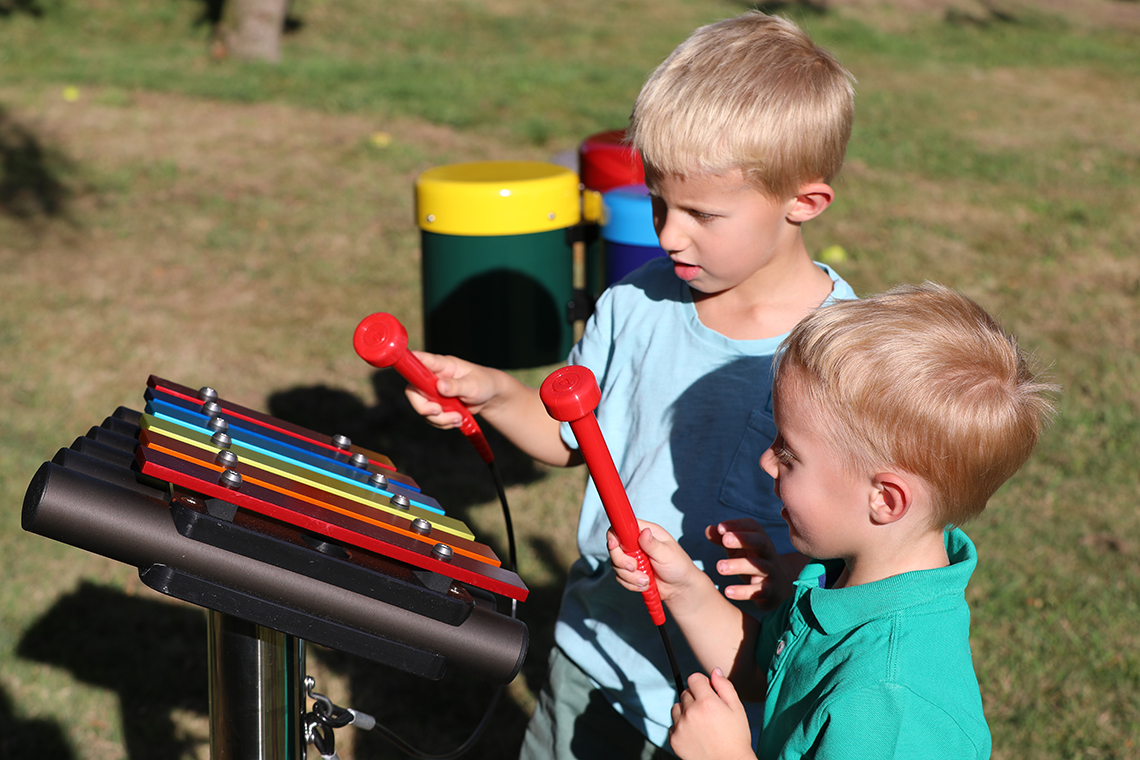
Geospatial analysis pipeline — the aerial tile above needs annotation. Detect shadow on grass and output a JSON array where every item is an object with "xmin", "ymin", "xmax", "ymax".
[
  {"xmin": 267, "ymin": 368, "xmax": 571, "ymax": 758},
  {"xmin": 0, "ymin": 0, "xmax": 44, "ymax": 17},
  {"xmin": 15, "ymin": 582, "xmax": 208, "ymax": 760},
  {"xmin": 0, "ymin": 684, "xmax": 73, "ymax": 760},
  {"xmin": 0, "ymin": 105, "xmax": 76, "ymax": 223}
]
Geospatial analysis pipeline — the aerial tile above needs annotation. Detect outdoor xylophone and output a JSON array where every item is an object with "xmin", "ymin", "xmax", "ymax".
[{"xmin": 22, "ymin": 375, "xmax": 529, "ymax": 685}]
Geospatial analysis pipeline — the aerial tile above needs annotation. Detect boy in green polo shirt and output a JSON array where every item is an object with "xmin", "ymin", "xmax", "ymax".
[{"xmin": 608, "ymin": 283, "xmax": 1057, "ymax": 759}]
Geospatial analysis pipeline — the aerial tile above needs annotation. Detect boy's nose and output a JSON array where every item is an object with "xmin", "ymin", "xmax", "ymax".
[
  {"xmin": 760, "ymin": 447, "xmax": 779, "ymax": 479},
  {"xmin": 655, "ymin": 216, "xmax": 687, "ymax": 253},
  {"xmin": 651, "ymin": 199, "xmax": 685, "ymax": 253}
]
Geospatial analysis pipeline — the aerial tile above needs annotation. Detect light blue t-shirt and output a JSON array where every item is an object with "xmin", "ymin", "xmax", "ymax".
[{"xmin": 554, "ymin": 256, "xmax": 857, "ymax": 748}]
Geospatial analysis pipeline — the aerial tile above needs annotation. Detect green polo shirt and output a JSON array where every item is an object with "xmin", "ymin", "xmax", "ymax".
[{"xmin": 754, "ymin": 528, "xmax": 991, "ymax": 759}]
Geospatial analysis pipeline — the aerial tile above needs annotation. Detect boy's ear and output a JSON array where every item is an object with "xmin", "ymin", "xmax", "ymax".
[
  {"xmin": 787, "ymin": 182, "xmax": 835, "ymax": 223},
  {"xmin": 868, "ymin": 471, "xmax": 914, "ymax": 525}
]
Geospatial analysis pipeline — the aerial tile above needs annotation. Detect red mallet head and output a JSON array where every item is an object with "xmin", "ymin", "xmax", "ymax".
[
  {"xmin": 353, "ymin": 313, "xmax": 407, "ymax": 368},
  {"xmin": 540, "ymin": 366, "xmax": 602, "ymax": 422}
]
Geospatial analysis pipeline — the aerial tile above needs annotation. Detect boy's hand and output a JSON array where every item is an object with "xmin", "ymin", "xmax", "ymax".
[
  {"xmin": 668, "ymin": 670, "xmax": 756, "ymax": 760},
  {"xmin": 607, "ymin": 521, "xmax": 701, "ymax": 605},
  {"xmin": 707, "ymin": 518, "xmax": 794, "ymax": 610},
  {"xmin": 403, "ymin": 351, "xmax": 498, "ymax": 429}
]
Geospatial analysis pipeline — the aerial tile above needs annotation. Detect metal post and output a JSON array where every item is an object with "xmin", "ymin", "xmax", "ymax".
[{"xmin": 208, "ymin": 610, "xmax": 306, "ymax": 760}]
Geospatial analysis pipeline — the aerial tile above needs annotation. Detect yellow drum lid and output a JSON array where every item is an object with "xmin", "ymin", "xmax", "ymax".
[{"xmin": 416, "ymin": 161, "xmax": 582, "ymax": 236}]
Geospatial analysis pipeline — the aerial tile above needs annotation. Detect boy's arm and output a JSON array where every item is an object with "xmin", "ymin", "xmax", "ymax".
[
  {"xmin": 404, "ymin": 351, "xmax": 581, "ymax": 467},
  {"xmin": 609, "ymin": 522, "xmax": 767, "ymax": 700}
]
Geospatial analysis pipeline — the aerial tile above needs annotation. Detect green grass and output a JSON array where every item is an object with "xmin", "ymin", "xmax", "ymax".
[{"xmin": 2, "ymin": 0, "xmax": 1138, "ymax": 758}]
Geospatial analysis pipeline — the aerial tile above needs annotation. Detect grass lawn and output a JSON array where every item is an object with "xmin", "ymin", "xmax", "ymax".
[{"xmin": 1, "ymin": 0, "xmax": 1137, "ymax": 758}]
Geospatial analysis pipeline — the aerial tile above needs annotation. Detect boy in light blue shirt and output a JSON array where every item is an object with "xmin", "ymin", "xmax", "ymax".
[
  {"xmin": 405, "ymin": 11, "xmax": 858, "ymax": 758},
  {"xmin": 609, "ymin": 284, "xmax": 1057, "ymax": 759}
]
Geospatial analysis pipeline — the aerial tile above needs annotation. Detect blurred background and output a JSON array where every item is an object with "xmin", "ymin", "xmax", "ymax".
[{"xmin": 1, "ymin": 0, "xmax": 1137, "ymax": 758}]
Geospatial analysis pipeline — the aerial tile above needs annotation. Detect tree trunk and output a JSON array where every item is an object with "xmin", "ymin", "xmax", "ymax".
[{"xmin": 221, "ymin": 0, "xmax": 289, "ymax": 63}]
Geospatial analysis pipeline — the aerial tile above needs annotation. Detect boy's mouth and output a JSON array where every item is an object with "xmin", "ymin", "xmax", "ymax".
[{"xmin": 671, "ymin": 258, "xmax": 701, "ymax": 282}]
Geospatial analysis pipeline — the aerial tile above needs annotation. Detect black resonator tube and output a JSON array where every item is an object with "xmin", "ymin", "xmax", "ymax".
[{"xmin": 23, "ymin": 461, "xmax": 527, "ymax": 685}]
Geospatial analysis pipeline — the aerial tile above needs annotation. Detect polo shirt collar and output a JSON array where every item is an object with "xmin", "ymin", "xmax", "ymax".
[{"xmin": 794, "ymin": 528, "xmax": 978, "ymax": 635}]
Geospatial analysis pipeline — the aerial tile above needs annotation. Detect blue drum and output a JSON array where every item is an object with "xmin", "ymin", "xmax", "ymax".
[{"xmin": 601, "ymin": 183, "xmax": 666, "ymax": 287}]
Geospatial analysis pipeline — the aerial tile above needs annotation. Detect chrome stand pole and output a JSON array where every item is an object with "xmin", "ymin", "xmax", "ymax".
[{"xmin": 207, "ymin": 611, "xmax": 306, "ymax": 759}]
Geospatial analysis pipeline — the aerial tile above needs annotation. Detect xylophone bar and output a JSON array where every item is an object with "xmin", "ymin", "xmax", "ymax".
[
  {"xmin": 143, "ymin": 390, "xmax": 423, "ymax": 496},
  {"xmin": 56, "ymin": 423, "xmax": 479, "ymax": 623},
  {"xmin": 127, "ymin": 388, "xmax": 527, "ymax": 600},
  {"xmin": 148, "ymin": 375, "xmax": 399, "ymax": 475},
  {"xmin": 138, "ymin": 410, "xmax": 444, "ymax": 515},
  {"xmin": 118, "ymin": 402, "xmax": 527, "ymax": 601},
  {"xmin": 140, "ymin": 426, "xmax": 491, "ymax": 559},
  {"xmin": 130, "ymin": 423, "xmax": 527, "ymax": 600}
]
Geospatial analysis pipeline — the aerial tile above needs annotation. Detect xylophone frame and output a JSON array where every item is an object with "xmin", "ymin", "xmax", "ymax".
[{"xmin": 23, "ymin": 395, "xmax": 528, "ymax": 760}]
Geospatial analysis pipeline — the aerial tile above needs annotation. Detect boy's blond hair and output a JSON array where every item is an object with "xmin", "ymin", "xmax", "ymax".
[
  {"xmin": 775, "ymin": 283, "xmax": 1057, "ymax": 527},
  {"xmin": 628, "ymin": 11, "xmax": 855, "ymax": 200}
]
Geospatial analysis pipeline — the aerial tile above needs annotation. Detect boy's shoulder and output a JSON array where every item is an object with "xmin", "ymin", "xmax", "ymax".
[{"xmin": 817, "ymin": 262, "xmax": 857, "ymax": 304}]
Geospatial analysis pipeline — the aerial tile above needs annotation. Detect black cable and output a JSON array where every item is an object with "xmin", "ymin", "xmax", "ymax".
[
  {"xmin": 658, "ymin": 625, "xmax": 686, "ymax": 699},
  {"xmin": 365, "ymin": 450, "xmax": 519, "ymax": 759},
  {"xmin": 488, "ymin": 460, "xmax": 517, "ymax": 574},
  {"xmin": 370, "ymin": 686, "xmax": 504, "ymax": 760}
]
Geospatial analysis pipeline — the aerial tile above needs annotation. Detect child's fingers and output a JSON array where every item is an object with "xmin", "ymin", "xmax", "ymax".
[
  {"xmin": 722, "ymin": 581, "xmax": 781, "ymax": 609},
  {"xmin": 633, "ymin": 521, "xmax": 686, "ymax": 560},
  {"xmin": 709, "ymin": 517, "xmax": 764, "ymax": 536},
  {"xmin": 607, "ymin": 529, "xmax": 649, "ymax": 590},
  {"xmin": 408, "ymin": 349, "xmax": 452, "ymax": 375},
  {"xmin": 400, "ymin": 351, "xmax": 470, "ymax": 428},
  {"xmin": 607, "ymin": 530, "xmax": 637, "ymax": 571},
  {"xmin": 403, "ymin": 385, "xmax": 461, "ymax": 429},
  {"xmin": 709, "ymin": 519, "xmax": 778, "ymax": 556},
  {"xmin": 716, "ymin": 553, "xmax": 774, "ymax": 579},
  {"xmin": 637, "ymin": 524, "xmax": 663, "ymax": 554},
  {"xmin": 707, "ymin": 668, "xmax": 742, "ymax": 708},
  {"xmin": 684, "ymin": 672, "xmax": 713, "ymax": 700},
  {"xmin": 408, "ymin": 350, "xmax": 494, "ymax": 407}
]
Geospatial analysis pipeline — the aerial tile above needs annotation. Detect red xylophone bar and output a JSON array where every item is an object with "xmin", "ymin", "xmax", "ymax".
[{"xmin": 136, "ymin": 442, "xmax": 528, "ymax": 601}]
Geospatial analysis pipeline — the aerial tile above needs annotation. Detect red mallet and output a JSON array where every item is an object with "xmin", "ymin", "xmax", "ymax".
[
  {"xmin": 353, "ymin": 313, "xmax": 494, "ymax": 465},
  {"xmin": 539, "ymin": 365, "xmax": 664, "ymax": 622},
  {"xmin": 540, "ymin": 365, "xmax": 685, "ymax": 695}
]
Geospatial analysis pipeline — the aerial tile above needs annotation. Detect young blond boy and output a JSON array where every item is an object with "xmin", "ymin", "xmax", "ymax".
[
  {"xmin": 609, "ymin": 284, "xmax": 1058, "ymax": 759},
  {"xmin": 405, "ymin": 12, "xmax": 857, "ymax": 758}
]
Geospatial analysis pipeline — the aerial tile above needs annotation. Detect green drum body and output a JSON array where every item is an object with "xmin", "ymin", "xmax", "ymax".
[{"xmin": 417, "ymin": 161, "xmax": 580, "ymax": 369}]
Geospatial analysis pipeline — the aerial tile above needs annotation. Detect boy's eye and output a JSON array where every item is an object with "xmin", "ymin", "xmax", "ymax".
[
  {"xmin": 770, "ymin": 434, "xmax": 795, "ymax": 465},
  {"xmin": 773, "ymin": 446, "xmax": 795, "ymax": 465}
]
